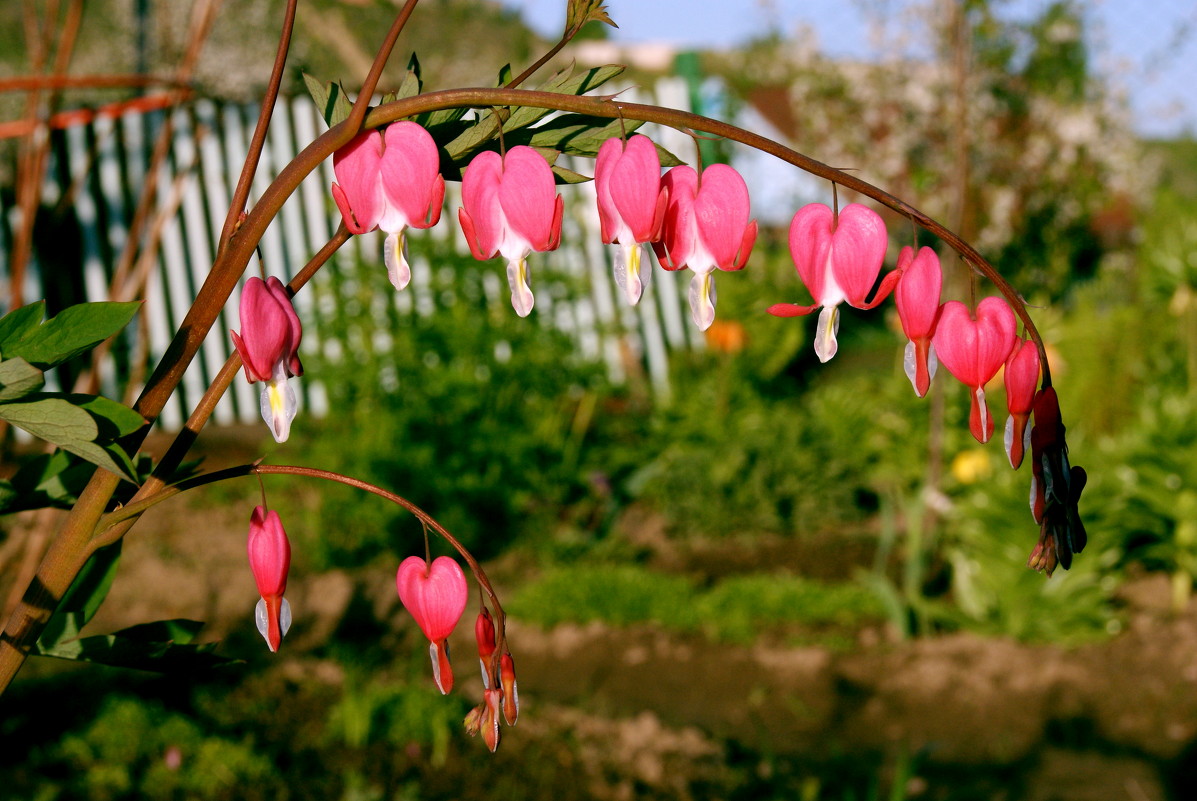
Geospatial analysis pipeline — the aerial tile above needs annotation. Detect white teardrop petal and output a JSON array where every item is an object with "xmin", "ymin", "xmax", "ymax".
[
  {"xmin": 384, "ymin": 230, "xmax": 412, "ymax": 291},
  {"xmin": 279, "ymin": 597, "xmax": 292, "ymax": 638}
]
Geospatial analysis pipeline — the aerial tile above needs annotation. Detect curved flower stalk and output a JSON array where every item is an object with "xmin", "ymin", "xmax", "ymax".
[
  {"xmin": 932, "ymin": 297, "xmax": 1017, "ymax": 444},
  {"xmin": 331, "ymin": 124, "xmax": 445, "ymax": 291},
  {"xmin": 230, "ymin": 276, "xmax": 304, "ymax": 443},
  {"xmin": 595, "ymin": 134, "xmax": 667, "ymax": 305},
  {"xmin": 396, "ymin": 555, "xmax": 469, "ymax": 694},
  {"xmin": 458, "ymin": 146, "xmax": 564, "ymax": 317},
  {"xmin": 377, "ymin": 121, "xmax": 446, "ymax": 291},
  {"xmin": 768, "ymin": 202, "xmax": 897, "ymax": 363},
  {"xmin": 247, "ymin": 506, "xmax": 292, "ymax": 653},
  {"xmin": 1003, "ymin": 338, "xmax": 1041, "ymax": 469},
  {"xmin": 894, "ymin": 246, "xmax": 943, "ymax": 397},
  {"xmin": 653, "ymin": 164, "xmax": 757, "ymax": 331}
]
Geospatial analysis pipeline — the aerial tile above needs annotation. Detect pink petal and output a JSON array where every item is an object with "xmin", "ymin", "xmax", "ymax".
[
  {"xmin": 498, "ymin": 146, "xmax": 559, "ymax": 253},
  {"xmin": 1004, "ymin": 338, "xmax": 1040, "ymax": 416},
  {"xmin": 430, "ymin": 639, "xmax": 454, "ymax": 695},
  {"xmin": 895, "ymin": 246, "xmax": 943, "ymax": 340},
  {"xmin": 594, "ymin": 137, "xmax": 625, "ymax": 244},
  {"xmin": 830, "ymin": 203, "xmax": 888, "ymax": 307},
  {"xmin": 380, "ymin": 121, "xmax": 443, "ymax": 232},
  {"xmin": 656, "ymin": 166, "xmax": 699, "ymax": 270},
  {"xmin": 332, "ymin": 130, "xmax": 384, "ymax": 233},
  {"xmin": 969, "ymin": 386, "xmax": 995, "ymax": 444},
  {"xmin": 932, "ymin": 298, "xmax": 1016, "ymax": 390},
  {"xmin": 693, "ymin": 164, "xmax": 754, "ymax": 270},
  {"xmin": 264, "ymin": 277, "xmax": 303, "ymax": 378},
  {"xmin": 788, "ymin": 204, "xmax": 834, "ymax": 305},
  {"xmin": 766, "ymin": 302, "xmax": 820, "ymax": 317},
  {"xmin": 460, "ymin": 150, "xmax": 504, "ymax": 259},
  {"xmin": 396, "ymin": 555, "xmax": 469, "ymax": 642},
  {"xmin": 608, "ymin": 134, "xmax": 663, "ymax": 244},
  {"xmin": 247, "ymin": 506, "xmax": 290, "ymax": 598},
  {"xmin": 233, "ymin": 277, "xmax": 289, "ymax": 384}
]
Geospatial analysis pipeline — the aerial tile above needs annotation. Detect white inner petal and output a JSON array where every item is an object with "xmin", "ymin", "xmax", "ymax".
[{"xmin": 384, "ymin": 229, "xmax": 412, "ymax": 291}]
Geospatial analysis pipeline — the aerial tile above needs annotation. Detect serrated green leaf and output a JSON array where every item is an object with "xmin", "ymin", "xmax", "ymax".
[
  {"xmin": 303, "ymin": 72, "xmax": 353, "ymax": 127},
  {"xmin": 504, "ymin": 65, "xmax": 626, "ymax": 131},
  {"xmin": 0, "ymin": 357, "xmax": 44, "ymax": 401},
  {"xmin": 3, "ymin": 301, "xmax": 139, "ymax": 370},
  {"xmin": 37, "ymin": 541, "xmax": 123, "ymax": 649},
  {"xmin": 565, "ymin": 0, "xmax": 617, "ymax": 34},
  {"xmin": 0, "ymin": 302, "xmax": 46, "ymax": 353}
]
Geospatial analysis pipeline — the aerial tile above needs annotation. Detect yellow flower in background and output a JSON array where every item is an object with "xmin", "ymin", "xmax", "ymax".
[{"xmin": 951, "ymin": 448, "xmax": 992, "ymax": 484}]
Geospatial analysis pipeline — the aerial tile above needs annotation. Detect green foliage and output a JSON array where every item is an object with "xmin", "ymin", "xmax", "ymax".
[
  {"xmin": 506, "ymin": 562, "xmax": 885, "ymax": 643},
  {"xmin": 327, "ymin": 674, "xmax": 467, "ymax": 765},
  {"xmin": 52, "ymin": 696, "xmax": 277, "ymax": 801},
  {"xmin": 298, "ymin": 242, "xmax": 630, "ymax": 568}
]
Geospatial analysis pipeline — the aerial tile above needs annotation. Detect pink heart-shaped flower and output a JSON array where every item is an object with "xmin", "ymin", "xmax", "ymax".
[
  {"xmin": 397, "ymin": 555, "xmax": 469, "ymax": 694},
  {"xmin": 932, "ymin": 297, "xmax": 1017, "ymax": 443}
]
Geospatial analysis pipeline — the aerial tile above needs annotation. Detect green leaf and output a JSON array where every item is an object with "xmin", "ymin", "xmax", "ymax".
[
  {"xmin": 70, "ymin": 394, "xmax": 147, "ymax": 438},
  {"xmin": 0, "ymin": 451, "xmax": 93, "ymax": 512},
  {"xmin": 655, "ymin": 142, "xmax": 686, "ymax": 168},
  {"xmin": 550, "ymin": 163, "xmax": 592, "ymax": 184},
  {"xmin": 565, "ymin": 0, "xmax": 617, "ymax": 34},
  {"xmin": 114, "ymin": 618, "xmax": 206, "ymax": 645},
  {"xmin": 0, "ymin": 397, "xmax": 137, "ymax": 481},
  {"xmin": 513, "ymin": 113, "xmax": 644, "ymax": 157},
  {"xmin": 496, "ymin": 63, "xmax": 513, "ymax": 87},
  {"xmin": 303, "ymin": 72, "xmax": 353, "ymax": 127},
  {"xmin": 34, "ymin": 628, "xmax": 240, "ymax": 672},
  {"xmin": 3, "ymin": 301, "xmax": 140, "ymax": 370},
  {"xmin": 0, "ymin": 357, "xmax": 44, "ymax": 401},
  {"xmin": 0, "ymin": 301, "xmax": 46, "ymax": 353},
  {"xmin": 37, "ymin": 541, "xmax": 123, "ymax": 650},
  {"xmin": 442, "ymin": 111, "xmax": 501, "ymax": 161},
  {"xmin": 396, "ymin": 52, "xmax": 422, "ymax": 100},
  {"xmin": 504, "ymin": 65, "xmax": 626, "ymax": 132}
]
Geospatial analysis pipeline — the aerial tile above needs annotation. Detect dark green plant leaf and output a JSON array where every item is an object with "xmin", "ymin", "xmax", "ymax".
[
  {"xmin": 396, "ymin": 52, "xmax": 422, "ymax": 100},
  {"xmin": 34, "ymin": 629, "xmax": 239, "ymax": 672},
  {"xmin": 2, "ymin": 301, "xmax": 140, "ymax": 370},
  {"xmin": 0, "ymin": 451, "xmax": 95, "ymax": 512},
  {"xmin": 442, "ymin": 111, "xmax": 501, "ymax": 161},
  {"xmin": 303, "ymin": 72, "xmax": 353, "ymax": 127},
  {"xmin": 37, "ymin": 541, "xmax": 123, "ymax": 650},
  {"xmin": 114, "ymin": 618, "xmax": 205, "ymax": 644},
  {"xmin": 0, "ymin": 301, "xmax": 47, "ymax": 354},
  {"xmin": 655, "ymin": 142, "xmax": 686, "ymax": 168},
  {"xmin": 512, "ymin": 114, "xmax": 643, "ymax": 157},
  {"xmin": 565, "ymin": 0, "xmax": 617, "ymax": 34},
  {"xmin": 70, "ymin": 394, "xmax": 146, "ymax": 438},
  {"xmin": 0, "ymin": 357, "xmax": 45, "ymax": 402},
  {"xmin": 0, "ymin": 396, "xmax": 137, "ymax": 481},
  {"xmin": 497, "ymin": 63, "xmax": 513, "ymax": 87}
]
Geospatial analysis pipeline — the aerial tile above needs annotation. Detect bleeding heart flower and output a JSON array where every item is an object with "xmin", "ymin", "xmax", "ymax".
[
  {"xmin": 377, "ymin": 121, "xmax": 446, "ymax": 292},
  {"xmin": 458, "ymin": 146, "xmax": 564, "ymax": 317},
  {"xmin": 767, "ymin": 203, "xmax": 897, "ymax": 362},
  {"xmin": 932, "ymin": 297, "xmax": 1017, "ymax": 444},
  {"xmin": 475, "ymin": 607, "xmax": 497, "ymax": 688},
  {"xmin": 1003, "ymin": 338, "xmax": 1041, "ymax": 469},
  {"xmin": 500, "ymin": 652, "xmax": 519, "ymax": 725},
  {"xmin": 247, "ymin": 506, "xmax": 292, "ymax": 652},
  {"xmin": 230, "ymin": 276, "xmax": 304, "ymax": 443},
  {"xmin": 396, "ymin": 555, "xmax": 469, "ymax": 694},
  {"xmin": 653, "ymin": 163, "xmax": 757, "ymax": 331},
  {"xmin": 331, "ymin": 130, "xmax": 385, "ymax": 235},
  {"xmin": 1027, "ymin": 387, "xmax": 1088, "ymax": 575},
  {"xmin": 894, "ymin": 246, "xmax": 943, "ymax": 397},
  {"xmin": 595, "ymin": 134, "xmax": 667, "ymax": 305}
]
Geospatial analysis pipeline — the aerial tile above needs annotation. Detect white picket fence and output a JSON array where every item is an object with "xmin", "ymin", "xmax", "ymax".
[{"xmin": 0, "ymin": 81, "xmax": 708, "ymax": 430}]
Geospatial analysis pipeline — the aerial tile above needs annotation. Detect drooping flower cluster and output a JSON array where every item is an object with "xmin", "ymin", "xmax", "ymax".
[
  {"xmin": 768, "ymin": 201, "xmax": 1085, "ymax": 574},
  {"xmin": 330, "ymin": 128, "xmax": 758, "ymax": 330}
]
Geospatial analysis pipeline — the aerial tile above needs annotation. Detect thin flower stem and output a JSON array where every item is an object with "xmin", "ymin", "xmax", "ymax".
[
  {"xmin": 219, "ymin": 0, "xmax": 298, "ymax": 249},
  {"xmin": 344, "ymin": 0, "xmax": 421, "ymax": 136}
]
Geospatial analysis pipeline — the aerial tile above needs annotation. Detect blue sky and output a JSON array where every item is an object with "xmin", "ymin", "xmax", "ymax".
[{"xmin": 502, "ymin": 0, "xmax": 1197, "ymax": 138}]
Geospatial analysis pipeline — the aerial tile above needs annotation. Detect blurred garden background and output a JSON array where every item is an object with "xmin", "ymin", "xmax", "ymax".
[{"xmin": 2, "ymin": 1, "xmax": 1197, "ymax": 799}]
